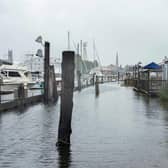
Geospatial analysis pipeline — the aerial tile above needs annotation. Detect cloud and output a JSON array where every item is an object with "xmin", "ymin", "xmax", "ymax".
[{"xmin": 0, "ymin": 0, "xmax": 168, "ymax": 65}]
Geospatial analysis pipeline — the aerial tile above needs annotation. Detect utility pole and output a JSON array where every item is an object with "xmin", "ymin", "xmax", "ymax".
[{"xmin": 80, "ymin": 40, "xmax": 83, "ymax": 58}]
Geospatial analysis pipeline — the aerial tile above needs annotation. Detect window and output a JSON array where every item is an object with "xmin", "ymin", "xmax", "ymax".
[
  {"xmin": 8, "ymin": 71, "xmax": 21, "ymax": 77},
  {"xmin": 1, "ymin": 71, "xmax": 7, "ymax": 77}
]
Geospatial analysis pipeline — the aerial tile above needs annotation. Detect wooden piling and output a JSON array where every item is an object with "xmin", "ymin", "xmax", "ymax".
[
  {"xmin": 18, "ymin": 84, "xmax": 25, "ymax": 99},
  {"xmin": 77, "ymin": 70, "xmax": 81, "ymax": 91},
  {"xmin": 118, "ymin": 72, "xmax": 120, "ymax": 82},
  {"xmin": 95, "ymin": 76, "xmax": 99, "ymax": 96},
  {"xmin": 17, "ymin": 84, "xmax": 27, "ymax": 106},
  {"xmin": 101, "ymin": 76, "xmax": 104, "ymax": 83},
  {"xmin": 14, "ymin": 88, "xmax": 18, "ymax": 100},
  {"xmin": 147, "ymin": 70, "xmax": 150, "ymax": 94},
  {"xmin": 57, "ymin": 51, "xmax": 75, "ymax": 146},
  {"xmin": 0, "ymin": 78, "xmax": 2, "ymax": 103},
  {"xmin": 44, "ymin": 41, "xmax": 50, "ymax": 103},
  {"xmin": 48, "ymin": 65, "xmax": 58, "ymax": 103},
  {"xmin": 92, "ymin": 73, "xmax": 96, "ymax": 85}
]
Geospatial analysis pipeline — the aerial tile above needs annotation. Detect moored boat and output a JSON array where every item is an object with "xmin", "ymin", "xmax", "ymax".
[{"xmin": 0, "ymin": 64, "xmax": 35, "ymax": 93}]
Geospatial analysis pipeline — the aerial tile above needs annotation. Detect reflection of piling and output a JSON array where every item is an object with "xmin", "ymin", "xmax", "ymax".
[
  {"xmin": 57, "ymin": 145, "xmax": 71, "ymax": 168},
  {"xmin": 57, "ymin": 51, "xmax": 75, "ymax": 146},
  {"xmin": 95, "ymin": 76, "xmax": 99, "ymax": 97}
]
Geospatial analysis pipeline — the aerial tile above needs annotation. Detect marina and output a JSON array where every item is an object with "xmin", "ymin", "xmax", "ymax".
[{"xmin": 1, "ymin": 1, "xmax": 168, "ymax": 167}]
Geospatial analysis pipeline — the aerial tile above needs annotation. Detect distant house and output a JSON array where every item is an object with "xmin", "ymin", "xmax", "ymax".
[{"xmin": 0, "ymin": 50, "xmax": 13, "ymax": 66}]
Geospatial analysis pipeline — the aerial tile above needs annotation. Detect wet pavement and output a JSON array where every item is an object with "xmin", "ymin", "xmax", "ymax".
[{"xmin": 0, "ymin": 83, "xmax": 168, "ymax": 168}]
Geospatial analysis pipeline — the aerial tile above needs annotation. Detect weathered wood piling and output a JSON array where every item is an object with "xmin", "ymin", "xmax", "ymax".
[
  {"xmin": 95, "ymin": 76, "xmax": 99, "ymax": 97},
  {"xmin": 44, "ymin": 42, "xmax": 58, "ymax": 103},
  {"xmin": 44, "ymin": 42, "xmax": 50, "ymax": 104},
  {"xmin": 49, "ymin": 65, "xmax": 58, "ymax": 103},
  {"xmin": 101, "ymin": 76, "xmax": 104, "ymax": 83},
  {"xmin": 57, "ymin": 51, "xmax": 75, "ymax": 146},
  {"xmin": 77, "ymin": 70, "xmax": 82, "ymax": 91}
]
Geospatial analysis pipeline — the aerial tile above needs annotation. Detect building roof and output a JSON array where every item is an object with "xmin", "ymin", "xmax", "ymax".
[
  {"xmin": 0, "ymin": 59, "xmax": 12, "ymax": 65},
  {"xmin": 143, "ymin": 62, "xmax": 161, "ymax": 70}
]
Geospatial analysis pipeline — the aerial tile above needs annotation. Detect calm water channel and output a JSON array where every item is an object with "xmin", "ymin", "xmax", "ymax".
[{"xmin": 0, "ymin": 83, "xmax": 168, "ymax": 168}]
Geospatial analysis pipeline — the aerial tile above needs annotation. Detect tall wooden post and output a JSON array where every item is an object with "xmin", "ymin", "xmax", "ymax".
[
  {"xmin": 44, "ymin": 42, "xmax": 50, "ymax": 103},
  {"xmin": 101, "ymin": 76, "xmax": 104, "ymax": 83},
  {"xmin": 0, "ymin": 78, "xmax": 2, "ymax": 103},
  {"xmin": 57, "ymin": 51, "xmax": 75, "ymax": 146},
  {"xmin": 92, "ymin": 73, "xmax": 96, "ymax": 85},
  {"xmin": 147, "ymin": 70, "xmax": 150, "ymax": 94},
  {"xmin": 137, "ymin": 65, "xmax": 140, "ymax": 90},
  {"xmin": 18, "ymin": 84, "xmax": 26, "ymax": 105},
  {"xmin": 48, "ymin": 65, "xmax": 58, "ymax": 103},
  {"xmin": 118, "ymin": 72, "xmax": 120, "ymax": 82},
  {"xmin": 77, "ymin": 70, "xmax": 81, "ymax": 91}
]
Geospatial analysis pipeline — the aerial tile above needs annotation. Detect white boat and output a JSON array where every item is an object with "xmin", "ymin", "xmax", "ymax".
[{"xmin": 0, "ymin": 64, "xmax": 35, "ymax": 93}]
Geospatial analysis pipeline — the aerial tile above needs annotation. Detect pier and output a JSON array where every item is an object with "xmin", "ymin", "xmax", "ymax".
[{"xmin": 125, "ymin": 62, "xmax": 168, "ymax": 96}]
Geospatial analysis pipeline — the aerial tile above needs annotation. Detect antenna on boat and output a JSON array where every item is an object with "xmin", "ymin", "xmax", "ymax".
[{"xmin": 67, "ymin": 31, "xmax": 70, "ymax": 50}]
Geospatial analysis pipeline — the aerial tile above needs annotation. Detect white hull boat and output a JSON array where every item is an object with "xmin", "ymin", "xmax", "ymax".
[{"xmin": 0, "ymin": 64, "xmax": 36, "ymax": 93}]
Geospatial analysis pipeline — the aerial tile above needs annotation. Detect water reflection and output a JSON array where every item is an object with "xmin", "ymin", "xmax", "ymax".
[
  {"xmin": 160, "ymin": 101, "xmax": 168, "ymax": 126},
  {"xmin": 1, "ymin": 84, "xmax": 168, "ymax": 167},
  {"xmin": 0, "ymin": 112, "xmax": 2, "ymax": 125},
  {"xmin": 57, "ymin": 145, "xmax": 71, "ymax": 168},
  {"xmin": 160, "ymin": 101, "xmax": 168, "ymax": 111},
  {"xmin": 136, "ymin": 93, "xmax": 161, "ymax": 119}
]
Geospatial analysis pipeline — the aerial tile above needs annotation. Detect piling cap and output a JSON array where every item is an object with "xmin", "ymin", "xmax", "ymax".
[{"xmin": 62, "ymin": 51, "xmax": 75, "ymax": 55}]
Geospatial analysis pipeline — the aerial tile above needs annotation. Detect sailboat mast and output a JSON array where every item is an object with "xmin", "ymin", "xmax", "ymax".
[{"xmin": 67, "ymin": 31, "xmax": 70, "ymax": 50}]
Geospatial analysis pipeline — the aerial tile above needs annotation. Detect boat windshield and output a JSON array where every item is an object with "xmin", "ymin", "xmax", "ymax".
[{"xmin": 8, "ymin": 71, "xmax": 21, "ymax": 77}]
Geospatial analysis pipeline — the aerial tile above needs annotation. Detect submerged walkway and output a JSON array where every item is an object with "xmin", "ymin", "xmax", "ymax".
[{"xmin": 0, "ymin": 83, "xmax": 168, "ymax": 168}]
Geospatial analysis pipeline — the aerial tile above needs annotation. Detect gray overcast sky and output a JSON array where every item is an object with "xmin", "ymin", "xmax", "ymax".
[{"xmin": 0, "ymin": 0, "xmax": 168, "ymax": 66}]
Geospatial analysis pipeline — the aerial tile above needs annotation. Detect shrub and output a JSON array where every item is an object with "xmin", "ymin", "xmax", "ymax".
[{"xmin": 159, "ymin": 87, "xmax": 168, "ymax": 101}]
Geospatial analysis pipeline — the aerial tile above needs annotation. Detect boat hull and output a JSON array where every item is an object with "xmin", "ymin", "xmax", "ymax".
[{"xmin": 0, "ymin": 83, "xmax": 35, "ymax": 94}]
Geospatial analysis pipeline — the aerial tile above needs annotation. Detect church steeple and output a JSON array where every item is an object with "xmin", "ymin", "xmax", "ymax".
[{"xmin": 116, "ymin": 51, "xmax": 119, "ymax": 68}]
